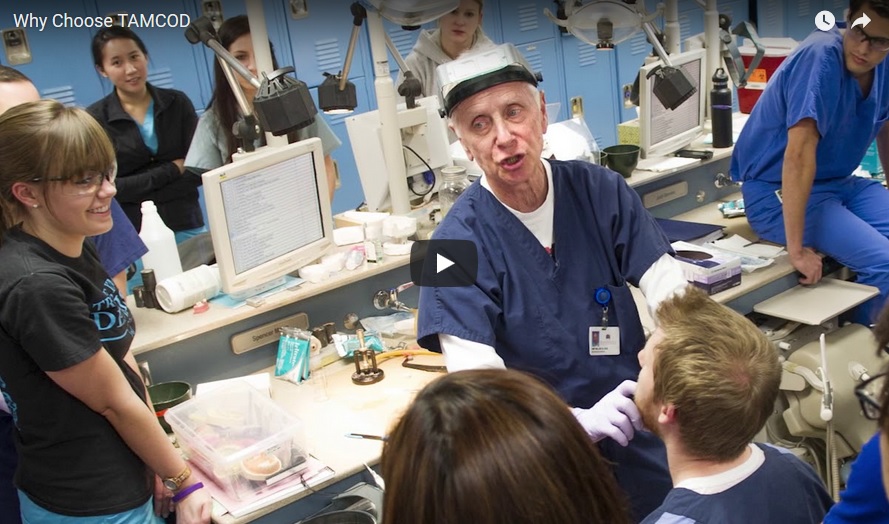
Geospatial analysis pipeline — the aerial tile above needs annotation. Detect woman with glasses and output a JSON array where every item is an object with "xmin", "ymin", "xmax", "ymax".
[
  {"xmin": 87, "ymin": 26, "xmax": 203, "ymax": 240},
  {"xmin": 0, "ymin": 100, "xmax": 210, "ymax": 523},
  {"xmin": 823, "ymin": 304, "xmax": 889, "ymax": 523},
  {"xmin": 731, "ymin": 0, "xmax": 889, "ymax": 326}
]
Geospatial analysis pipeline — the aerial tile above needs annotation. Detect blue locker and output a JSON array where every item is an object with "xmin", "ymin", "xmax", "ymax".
[
  {"xmin": 783, "ymin": 1, "xmax": 822, "ymax": 41},
  {"xmin": 615, "ymin": 29, "xmax": 652, "ymax": 123},
  {"xmin": 758, "ymin": 0, "xmax": 843, "ymax": 40},
  {"xmin": 0, "ymin": 1, "xmax": 105, "ymax": 107},
  {"xmin": 90, "ymin": 0, "xmax": 212, "ymax": 109},
  {"xmin": 757, "ymin": 0, "xmax": 786, "ymax": 38},
  {"xmin": 679, "ymin": 5, "xmax": 705, "ymax": 44},
  {"xmin": 561, "ymin": 34, "xmax": 619, "ymax": 148},
  {"xmin": 275, "ymin": 1, "xmax": 368, "ymax": 90},
  {"xmin": 515, "ymin": 39, "xmax": 565, "ymax": 121},
  {"xmin": 497, "ymin": 0, "xmax": 560, "ymax": 45}
]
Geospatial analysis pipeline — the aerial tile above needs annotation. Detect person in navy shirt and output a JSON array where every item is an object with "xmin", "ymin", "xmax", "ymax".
[
  {"xmin": 417, "ymin": 44, "xmax": 689, "ymax": 520},
  {"xmin": 636, "ymin": 288, "xmax": 833, "ymax": 524}
]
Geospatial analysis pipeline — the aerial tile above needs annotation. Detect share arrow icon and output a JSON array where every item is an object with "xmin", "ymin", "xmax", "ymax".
[{"xmin": 852, "ymin": 12, "xmax": 871, "ymax": 28}]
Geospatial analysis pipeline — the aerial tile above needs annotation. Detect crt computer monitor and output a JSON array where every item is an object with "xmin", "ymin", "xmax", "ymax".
[
  {"xmin": 639, "ymin": 48, "xmax": 706, "ymax": 159},
  {"xmin": 202, "ymin": 137, "xmax": 333, "ymax": 299}
]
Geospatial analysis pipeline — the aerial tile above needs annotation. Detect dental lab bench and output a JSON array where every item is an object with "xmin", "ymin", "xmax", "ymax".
[{"xmin": 129, "ymin": 114, "xmax": 834, "ymax": 523}]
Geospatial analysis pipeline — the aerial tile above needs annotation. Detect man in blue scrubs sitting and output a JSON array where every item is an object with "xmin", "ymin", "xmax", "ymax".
[
  {"xmin": 417, "ymin": 43, "xmax": 689, "ymax": 520},
  {"xmin": 636, "ymin": 288, "xmax": 833, "ymax": 524},
  {"xmin": 731, "ymin": 0, "xmax": 889, "ymax": 325}
]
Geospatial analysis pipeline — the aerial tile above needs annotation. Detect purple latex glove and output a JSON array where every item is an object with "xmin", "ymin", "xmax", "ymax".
[{"xmin": 571, "ymin": 380, "xmax": 643, "ymax": 447}]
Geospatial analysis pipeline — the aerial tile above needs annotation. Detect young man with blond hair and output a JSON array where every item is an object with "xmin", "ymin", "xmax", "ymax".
[{"xmin": 636, "ymin": 288, "xmax": 833, "ymax": 523}]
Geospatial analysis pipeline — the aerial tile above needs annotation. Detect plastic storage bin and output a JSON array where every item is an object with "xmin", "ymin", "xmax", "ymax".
[
  {"xmin": 738, "ymin": 37, "xmax": 798, "ymax": 114},
  {"xmin": 165, "ymin": 382, "xmax": 307, "ymax": 501}
]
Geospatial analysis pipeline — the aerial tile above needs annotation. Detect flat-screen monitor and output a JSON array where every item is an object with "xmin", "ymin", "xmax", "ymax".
[
  {"xmin": 639, "ymin": 48, "xmax": 706, "ymax": 159},
  {"xmin": 345, "ymin": 95, "xmax": 451, "ymax": 212},
  {"xmin": 202, "ymin": 138, "xmax": 333, "ymax": 298}
]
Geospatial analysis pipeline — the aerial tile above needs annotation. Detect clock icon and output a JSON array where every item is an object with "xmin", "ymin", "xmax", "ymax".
[{"xmin": 816, "ymin": 10, "xmax": 836, "ymax": 31}]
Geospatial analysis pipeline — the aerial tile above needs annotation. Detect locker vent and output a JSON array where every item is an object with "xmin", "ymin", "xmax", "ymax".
[{"xmin": 517, "ymin": 5, "xmax": 540, "ymax": 33}]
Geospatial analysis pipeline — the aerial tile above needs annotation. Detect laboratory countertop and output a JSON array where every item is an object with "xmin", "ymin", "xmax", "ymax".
[
  {"xmin": 208, "ymin": 352, "xmax": 445, "ymax": 524},
  {"xmin": 210, "ymin": 193, "xmax": 787, "ymax": 522},
  {"xmin": 622, "ymin": 112, "xmax": 749, "ymax": 189},
  {"xmin": 632, "ymin": 191, "xmax": 794, "ymax": 332},
  {"xmin": 128, "ymin": 254, "xmax": 411, "ymax": 355}
]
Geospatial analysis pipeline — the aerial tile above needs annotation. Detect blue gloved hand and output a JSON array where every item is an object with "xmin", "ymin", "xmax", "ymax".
[{"xmin": 571, "ymin": 380, "xmax": 643, "ymax": 447}]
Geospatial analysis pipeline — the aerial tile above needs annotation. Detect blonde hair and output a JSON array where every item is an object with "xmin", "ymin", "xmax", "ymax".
[
  {"xmin": 0, "ymin": 100, "xmax": 115, "ymax": 241},
  {"xmin": 653, "ymin": 287, "xmax": 781, "ymax": 461}
]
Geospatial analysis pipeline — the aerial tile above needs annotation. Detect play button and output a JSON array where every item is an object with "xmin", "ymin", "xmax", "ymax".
[
  {"xmin": 410, "ymin": 240, "xmax": 478, "ymax": 287},
  {"xmin": 437, "ymin": 253, "xmax": 455, "ymax": 273}
]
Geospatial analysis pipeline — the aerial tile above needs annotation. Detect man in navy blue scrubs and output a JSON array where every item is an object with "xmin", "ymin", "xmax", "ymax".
[{"xmin": 417, "ymin": 44, "xmax": 689, "ymax": 520}]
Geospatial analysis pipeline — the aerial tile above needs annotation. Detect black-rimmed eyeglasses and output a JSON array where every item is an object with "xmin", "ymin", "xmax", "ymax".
[
  {"xmin": 855, "ymin": 371, "xmax": 887, "ymax": 420},
  {"xmin": 848, "ymin": 25, "xmax": 889, "ymax": 53}
]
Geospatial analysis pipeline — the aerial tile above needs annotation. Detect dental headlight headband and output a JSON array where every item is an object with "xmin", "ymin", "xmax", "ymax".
[{"xmin": 436, "ymin": 43, "xmax": 543, "ymax": 117}]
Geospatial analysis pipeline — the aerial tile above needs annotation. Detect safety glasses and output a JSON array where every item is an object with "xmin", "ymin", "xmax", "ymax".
[
  {"xmin": 30, "ymin": 166, "xmax": 117, "ymax": 197},
  {"xmin": 855, "ymin": 371, "xmax": 887, "ymax": 420},
  {"xmin": 848, "ymin": 25, "xmax": 889, "ymax": 53}
]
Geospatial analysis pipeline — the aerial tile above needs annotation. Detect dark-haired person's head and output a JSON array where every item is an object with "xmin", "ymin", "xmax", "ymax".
[
  {"xmin": 91, "ymin": 26, "xmax": 150, "ymax": 98},
  {"xmin": 210, "ymin": 15, "xmax": 279, "ymax": 160},
  {"xmin": 381, "ymin": 369, "xmax": 630, "ymax": 524},
  {"xmin": 845, "ymin": 0, "xmax": 889, "ymax": 75}
]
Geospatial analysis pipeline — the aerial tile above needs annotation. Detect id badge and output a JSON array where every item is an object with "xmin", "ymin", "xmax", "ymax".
[{"xmin": 589, "ymin": 326, "xmax": 620, "ymax": 356}]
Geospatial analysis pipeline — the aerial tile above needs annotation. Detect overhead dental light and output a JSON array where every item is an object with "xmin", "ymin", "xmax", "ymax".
[
  {"xmin": 545, "ymin": 0, "xmax": 695, "ymax": 110},
  {"xmin": 367, "ymin": 0, "xmax": 460, "ymax": 28},
  {"xmin": 545, "ymin": 0, "xmax": 643, "ymax": 49}
]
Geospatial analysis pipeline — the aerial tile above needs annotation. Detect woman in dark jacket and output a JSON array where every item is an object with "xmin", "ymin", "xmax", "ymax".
[{"xmin": 87, "ymin": 26, "xmax": 203, "ymax": 238}]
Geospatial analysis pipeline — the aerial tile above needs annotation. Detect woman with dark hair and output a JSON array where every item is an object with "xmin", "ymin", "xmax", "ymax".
[
  {"xmin": 184, "ymin": 15, "xmax": 340, "ymax": 201},
  {"xmin": 381, "ymin": 369, "xmax": 630, "ymax": 524},
  {"xmin": 87, "ymin": 26, "xmax": 203, "ymax": 239}
]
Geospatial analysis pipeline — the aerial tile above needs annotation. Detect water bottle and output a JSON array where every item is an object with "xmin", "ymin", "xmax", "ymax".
[
  {"xmin": 439, "ymin": 166, "xmax": 471, "ymax": 217},
  {"xmin": 711, "ymin": 68, "xmax": 733, "ymax": 148},
  {"xmin": 139, "ymin": 201, "xmax": 182, "ymax": 283}
]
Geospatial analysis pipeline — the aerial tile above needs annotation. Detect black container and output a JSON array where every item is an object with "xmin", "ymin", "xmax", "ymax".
[
  {"xmin": 711, "ymin": 68, "xmax": 733, "ymax": 148},
  {"xmin": 141, "ymin": 268, "xmax": 162, "ymax": 310}
]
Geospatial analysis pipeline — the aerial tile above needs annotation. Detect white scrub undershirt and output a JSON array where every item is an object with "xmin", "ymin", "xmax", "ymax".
[{"xmin": 675, "ymin": 443, "xmax": 764, "ymax": 494}]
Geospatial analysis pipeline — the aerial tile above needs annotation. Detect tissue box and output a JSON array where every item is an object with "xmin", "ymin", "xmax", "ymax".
[
  {"xmin": 617, "ymin": 119, "xmax": 640, "ymax": 146},
  {"xmin": 671, "ymin": 241, "xmax": 741, "ymax": 295},
  {"xmin": 165, "ymin": 382, "xmax": 307, "ymax": 501}
]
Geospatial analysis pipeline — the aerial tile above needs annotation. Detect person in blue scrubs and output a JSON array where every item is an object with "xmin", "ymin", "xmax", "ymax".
[
  {"xmin": 636, "ymin": 288, "xmax": 833, "ymax": 524},
  {"xmin": 417, "ymin": 44, "xmax": 689, "ymax": 520},
  {"xmin": 731, "ymin": 0, "xmax": 889, "ymax": 324},
  {"xmin": 825, "ymin": 299, "xmax": 889, "ymax": 523}
]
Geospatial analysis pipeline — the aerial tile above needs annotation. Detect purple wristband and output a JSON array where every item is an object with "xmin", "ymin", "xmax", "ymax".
[{"xmin": 172, "ymin": 481, "xmax": 204, "ymax": 503}]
